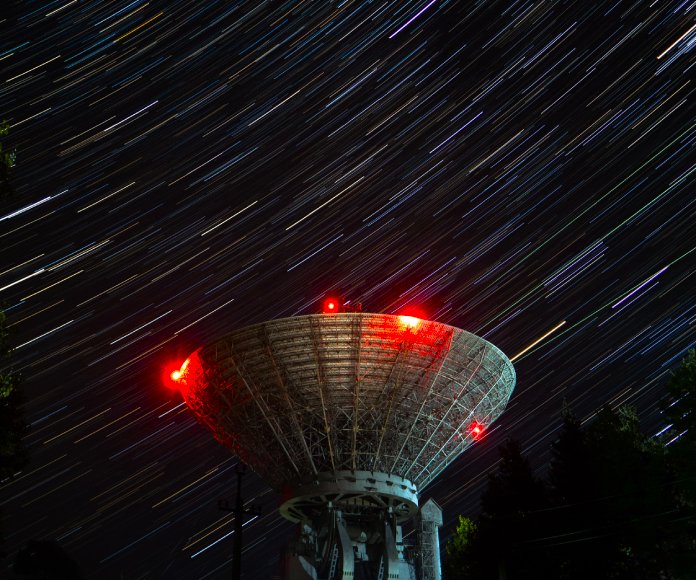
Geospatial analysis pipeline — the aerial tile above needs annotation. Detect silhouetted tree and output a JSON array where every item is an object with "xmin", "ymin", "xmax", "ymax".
[
  {"xmin": 480, "ymin": 439, "xmax": 549, "ymax": 579},
  {"xmin": 548, "ymin": 405, "xmax": 680, "ymax": 578},
  {"xmin": 662, "ymin": 348, "xmax": 696, "ymax": 496},
  {"xmin": 0, "ymin": 120, "xmax": 27, "ymax": 555},
  {"xmin": 444, "ymin": 516, "xmax": 480, "ymax": 579},
  {"xmin": 0, "ymin": 118, "xmax": 25, "ymax": 480},
  {"xmin": 0, "ymin": 310, "xmax": 26, "ymax": 482},
  {"xmin": 446, "ymin": 402, "xmax": 695, "ymax": 579},
  {"xmin": 12, "ymin": 540, "xmax": 83, "ymax": 579},
  {"xmin": 545, "ymin": 409, "xmax": 605, "ymax": 578},
  {"xmin": 0, "ymin": 120, "xmax": 15, "ymax": 200},
  {"xmin": 664, "ymin": 349, "xmax": 696, "ymax": 443},
  {"xmin": 548, "ymin": 407, "xmax": 591, "ymax": 503},
  {"xmin": 446, "ymin": 439, "xmax": 550, "ymax": 579},
  {"xmin": 660, "ymin": 349, "xmax": 696, "ymax": 578}
]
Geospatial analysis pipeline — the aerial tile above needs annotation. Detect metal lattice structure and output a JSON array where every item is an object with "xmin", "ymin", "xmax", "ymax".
[
  {"xmin": 416, "ymin": 499, "xmax": 443, "ymax": 580},
  {"xmin": 176, "ymin": 313, "xmax": 515, "ymax": 579},
  {"xmin": 179, "ymin": 313, "xmax": 514, "ymax": 494}
]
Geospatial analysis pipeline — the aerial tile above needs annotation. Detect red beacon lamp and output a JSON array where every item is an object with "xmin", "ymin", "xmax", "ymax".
[
  {"xmin": 397, "ymin": 306, "xmax": 425, "ymax": 331},
  {"xmin": 397, "ymin": 315, "xmax": 421, "ymax": 330},
  {"xmin": 164, "ymin": 357, "xmax": 193, "ymax": 392},
  {"xmin": 469, "ymin": 421, "xmax": 485, "ymax": 440},
  {"xmin": 321, "ymin": 296, "xmax": 363, "ymax": 314}
]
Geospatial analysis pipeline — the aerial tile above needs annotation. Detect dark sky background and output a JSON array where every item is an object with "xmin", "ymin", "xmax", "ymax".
[{"xmin": 0, "ymin": 0, "xmax": 694, "ymax": 578}]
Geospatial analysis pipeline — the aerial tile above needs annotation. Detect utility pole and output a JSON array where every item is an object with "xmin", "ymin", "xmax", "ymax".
[{"xmin": 218, "ymin": 463, "xmax": 261, "ymax": 580}]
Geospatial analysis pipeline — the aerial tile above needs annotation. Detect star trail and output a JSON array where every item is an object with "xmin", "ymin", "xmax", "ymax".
[{"xmin": 0, "ymin": 0, "xmax": 694, "ymax": 578}]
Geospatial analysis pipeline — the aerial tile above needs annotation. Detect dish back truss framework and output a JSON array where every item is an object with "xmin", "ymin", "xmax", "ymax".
[{"xmin": 178, "ymin": 313, "xmax": 515, "ymax": 579}]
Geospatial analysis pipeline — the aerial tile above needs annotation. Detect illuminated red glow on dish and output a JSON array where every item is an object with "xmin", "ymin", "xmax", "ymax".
[
  {"xmin": 469, "ymin": 421, "xmax": 485, "ymax": 440},
  {"xmin": 397, "ymin": 315, "xmax": 421, "ymax": 329},
  {"xmin": 163, "ymin": 358, "xmax": 191, "ymax": 390},
  {"xmin": 397, "ymin": 306, "xmax": 426, "ymax": 331}
]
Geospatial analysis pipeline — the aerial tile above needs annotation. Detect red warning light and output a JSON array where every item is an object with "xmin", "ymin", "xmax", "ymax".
[
  {"xmin": 398, "ymin": 315, "xmax": 421, "ymax": 329},
  {"xmin": 163, "ymin": 358, "xmax": 190, "ymax": 390},
  {"xmin": 322, "ymin": 297, "xmax": 341, "ymax": 314},
  {"xmin": 469, "ymin": 422, "xmax": 484, "ymax": 440},
  {"xmin": 397, "ymin": 306, "xmax": 425, "ymax": 331}
]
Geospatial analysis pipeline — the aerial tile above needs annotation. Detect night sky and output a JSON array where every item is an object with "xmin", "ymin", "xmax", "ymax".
[{"xmin": 1, "ymin": 0, "xmax": 694, "ymax": 578}]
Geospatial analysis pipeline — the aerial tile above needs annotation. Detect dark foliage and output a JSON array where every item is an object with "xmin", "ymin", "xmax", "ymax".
[
  {"xmin": 0, "ymin": 121, "xmax": 24, "ymax": 483},
  {"xmin": 0, "ymin": 120, "xmax": 15, "ymax": 200},
  {"xmin": 478, "ymin": 439, "xmax": 550, "ymax": 579},
  {"xmin": 445, "ymin": 516, "xmax": 479, "ymax": 578},
  {"xmin": 548, "ymin": 405, "xmax": 681, "ymax": 579},
  {"xmin": 12, "ymin": 540, "xmax": 83, "ymax": 580},
  {"xmin": 662, "ymin": 348, "xmax": 696, "ymax": 503},
  {"xmin": 0, "ymin": 121, "xmax": 27, "ymax": 553},
  {"xmin": 659, "ymin": 348, "xmax": 696, "ymax": 577},
  {"xmin": 445, "ymin": 439, "xmax": 551, "ymax": 580},
  {"xmin": 663, "ymin": 349, "xmax": 696, "ymax": 445},
  {"xmin": 445, "ymin": 352, "xmax": 696, "ymax": 580},
  {"xmin": 0, "ymin": 311, "xmax": 27, "ymax": 482}
]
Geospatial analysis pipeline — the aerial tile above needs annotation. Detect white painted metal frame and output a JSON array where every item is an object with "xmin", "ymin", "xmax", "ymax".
[{"xmin": 185, "ymin": 313, "xmax": 515, "ymax": 497}]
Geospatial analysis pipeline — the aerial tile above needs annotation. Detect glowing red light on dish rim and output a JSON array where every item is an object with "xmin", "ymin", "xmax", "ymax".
[
  {"xmin": 165, "ymin": 358, "xmax": 189, "ymax": 389},
  {"xmin": 322, "ymin": 297, "xmax": 340, "ymax": 314},
  {"xmin": 470, "ymin": 422, "xmax": 484, "ymax": 439},
  {"xmin": 398, "ymin": 315, "xmax": 421, "ymax": 329},
  {"xmin": 396, "ymin": 305, "xmax": 426, "ymax": 329}
]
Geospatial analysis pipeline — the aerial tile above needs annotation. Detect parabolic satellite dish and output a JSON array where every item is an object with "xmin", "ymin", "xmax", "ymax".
[{"xmin": 171, "ymin": 312, "xmax": 515, "ymax": 579}]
